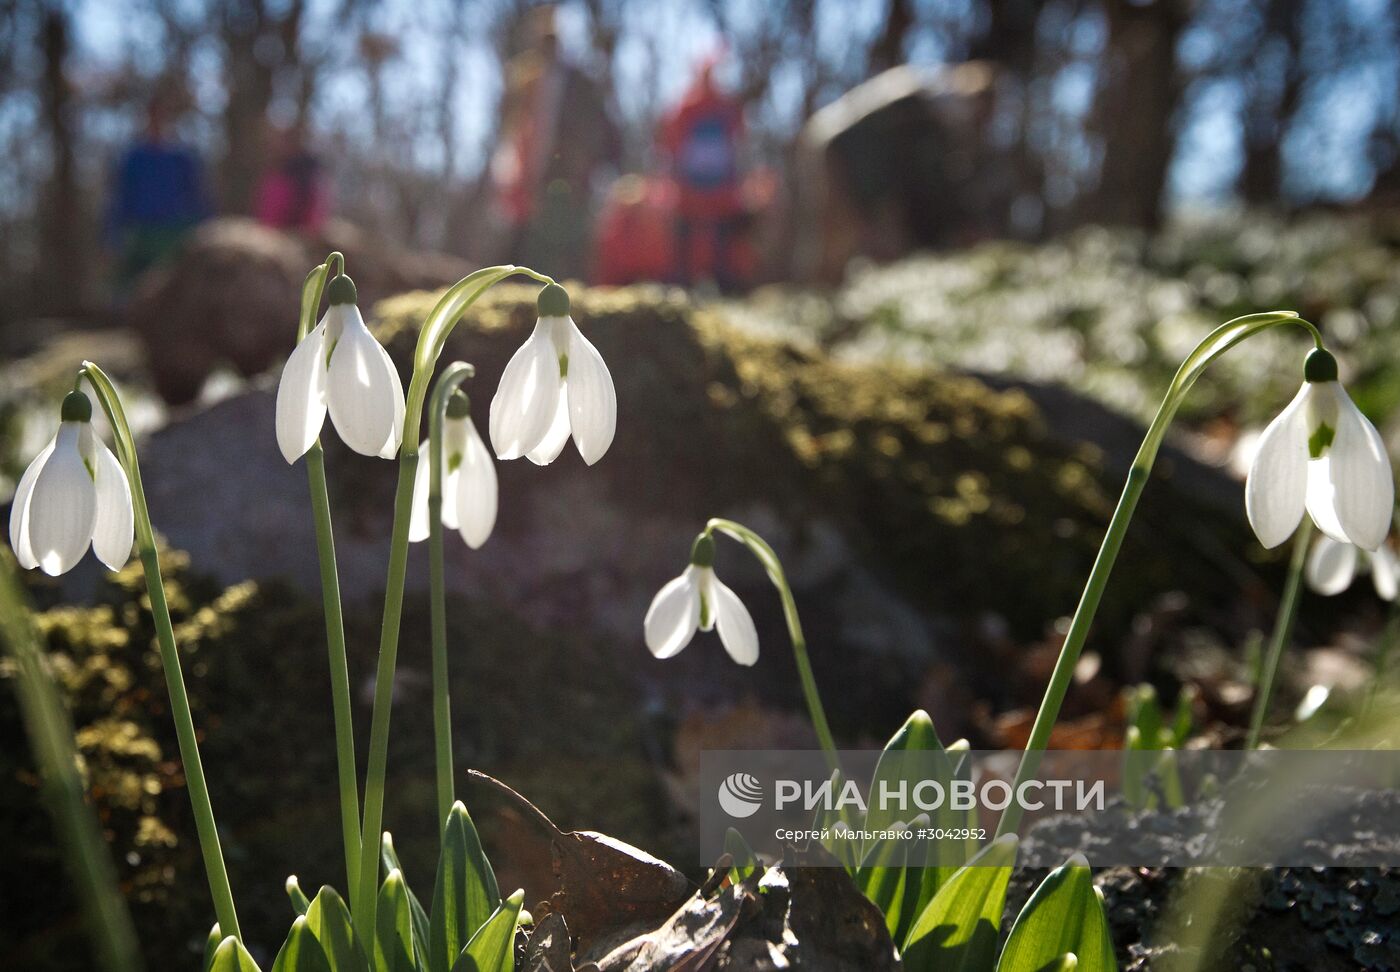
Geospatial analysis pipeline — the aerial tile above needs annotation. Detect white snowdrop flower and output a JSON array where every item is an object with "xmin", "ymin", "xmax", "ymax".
[
  {"xmin": 489, "ymin": 283, "xmax": 616, "ymax": 466},
  {"xmin": 1305, "ymin": 533, "xmax": 1398, "ymax": 601},
  {"xmin": 9, "ymin": 391, "xmax": 133, "ymax": 576},
  {"xmin": 409, "ymin": 391, "xmax": 498, "ymax": 549},
  {"xmin": 644, "ymin": 534, "xmax": 758, "ymax": 666},
  {"xmin": 276, "ymin": 274, "xmax": 405, "ymax": 462},
  {"xmin": 1246, "ymin": 348, "xmax": 1394, "ymax": 551}
]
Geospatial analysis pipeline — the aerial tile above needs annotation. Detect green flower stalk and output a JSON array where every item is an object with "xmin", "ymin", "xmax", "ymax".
[
  {"xmin": 288, "ymin": 252, "xmax": 363, "ymax": 896},
  {"xmin": 645, "ymin": 518, "xmax": 840, "ymax": 772},
  {"xmin": 995, "ymin": 311, "xmax": 1329, "ymax": 839},
  {"xmin": 415, "ymin": 362, "xmax": 485, "ymax": 831},
  {"xmin": 351, "ymin": 265, "xmax": 556, "ymax": 946},
  {"xmin": 82, "ymin": 363, "xmax": 244, "ymax": 940},
  {"xmin": 1246, "ymin": 519, "xmax": 1314, "ymax": 749}
]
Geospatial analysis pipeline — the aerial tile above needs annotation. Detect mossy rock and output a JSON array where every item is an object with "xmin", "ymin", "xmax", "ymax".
[
  {"xmin": 372, "ymin": 282, "xmax": 1251, "ymax": 647},
  {"xmin": 0, "ymin": 553, "xmax": 661, "ymax": 970}
]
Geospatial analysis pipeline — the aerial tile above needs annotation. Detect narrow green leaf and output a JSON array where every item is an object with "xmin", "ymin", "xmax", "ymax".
[
  {"xmin": 1126, "ymin": 686, "xmax": 1162, "ymax": 749},
  {"xmin": 1170, "ymin": 686, "xmax": 1197, "ymax": 747},
  {"xmin": 906, "ymin": 739, "xmax": 974, "ymax": 937},
  {"xmin": 449, "ymin": 890, "xmax": 524, "ymax": 972},
  {"xmin": 812, "ymin": 769, "xmax": 860, "ymax": 868},
  {"xmin": 857, "ymin": 838, "xmax": 907, "ymax": 939},
  {"xmin": 724, "ymin": 827, "xmax": 758, "ymax": 884},
  {"xmin": 287, "ymin": 876, "xmax": 312, "ymax": 917},
  {"xmin": 272, "ymin": 916, "xmax": 334, "ymax": 972},
  {"xmin": 382, "ymin": 832, "xmax": 431, "ymax": 958},
  {"xmin": 209, "ymin": 936, "xmax": 263, "ymax": 972},
  {"xmin": 901, "ymin": 835, "xmax": 1018, "ymax": 971},
  {"xmin": 430, "ymin": 802, "xmax": 501, "ymax": 972},
  {"xmin": 865, "ymin": 710, "xmax": 945, "ymax": 842},
  {"xmin": 376, "ymin": 870, "xmax": 418, "ymax": 972},
  {"xmin": 203, "ymin": 924, "xmax": 223, "ymax": 972},
  {"xmin": 306, "ymin": 886, "xmax": 370, "ymax": 972},
  {"xmin": 997, "ymin": 856, "xmax": 1115, "ymax": 972}
]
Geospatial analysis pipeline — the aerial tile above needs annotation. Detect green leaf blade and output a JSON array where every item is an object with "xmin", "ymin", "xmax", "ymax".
[
  {"xmin": 305, "ymin": 886, "xmax": 371, "ymax": 972},
  {"xmin": 901, "ymin": 834, "xmax": 1018, "ymax": 972},
  {"xmin": 997, "ymin": 856, "xmax": 1115, "ymax": 972},
  {"xmin": 209, "ymin": 936, "xmax": 264, "ymax": 972},
  {"xmin": 376, "ymin": 870, "xmax": 419, "ymax": 972},
  {"xmin": 449, "ymin": 890, "xmax": 524, "ymax": 972},
  {"xmin": 272, "ymin": 916, "xmax": 334, "ymax": 972},
  {"xmin": 430, "ymin": 802, "xmax": 501, "ymax": 972},
  {"xmin": 382, "ymin": 832, "xmax": 432, "ymax": 959}
]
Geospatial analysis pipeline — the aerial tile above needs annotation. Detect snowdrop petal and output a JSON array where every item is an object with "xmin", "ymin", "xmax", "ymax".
[
  {"xmin": 565, "ymin": 320, "xmax": 617, "ymax": 465},
  {"xmin": 490, "ymin": 322, "xmax": 560, "ymax": 460},
  {"xmin": 326, "ymin": 306, "xmax": 404, "ymax": 457},
  {"xmin": 1371, "ymin": 544, "xmax": 1399, "ymax": 601},
  {"xmin": 710, "ymin": 573, "xmax": 759, "ymax": 666},
  {"xmin": 275, "ymin": 321, "xmax": 329, "ymax": 463},
  {"xmin": 455, "ymin": 420, "xmax": 497, "ymax": 549},
  {"xmin": 645, "ymin": 567, "xmax": 702, "ymax": 659},
  {"xmin": 27, "ymin": 424, "xmax": 96, "ymax": 576},
  {"xmin": 526, "ymin": 389, "xmax": 571, "ymax": 466},
  {"xmin": 375, "ymin": 341, "xmax": 406, "ymax": 459},
  {"xmin": 89, "ymin": 433, "xmax": 133, "ymax": 571},
  {"xmin": 9, "ymin": 435, "xmax": 56, "ymax": 569},
  {"xmin": 408, "ymin": 438, "xmax": 433, "ymax": 543},
  {"xmin": 1324, "ymin": 391, "xmax": 1394, "ymax": 551},
  {"xmin": 1245, "ymin": 384, "xmax": 1311, "ymax": 548},
  {"xmin": 1305, "ymin": 535, "xmax": 1357, "ymax": 596},
  {"xmin": 1306, "ymin": 457, "xmax": 1351, "ymax": 544},
  {"xmin": 439, "ymin": 418, "xmax": 468, "ymax": 532}
]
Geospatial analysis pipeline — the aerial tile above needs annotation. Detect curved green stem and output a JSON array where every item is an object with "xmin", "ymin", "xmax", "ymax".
[
  {"xmin": 354, "ymin": 265, "xmax": 551, "ymax": 946},
  {"xmin": 1246, "ymin": 520, "xmax": 1313, "ymax": 749},
  {"xmin": 298, "ymin": 255, "xmax": 361, "ymax": 894},
  {"xmin": 79, "ymin": 361, "xmax": 242, "ymax": 942},
  {"xmin": 993, "ymin": 311, "xmax": 1321, "ymax": 839},
  {"xmin": 706, "ymin": 518, "xmax": 839, "ymax": 772},
  {"xmin": 427, "ymin": 362, "xmax": 476, "ymax": 832}
]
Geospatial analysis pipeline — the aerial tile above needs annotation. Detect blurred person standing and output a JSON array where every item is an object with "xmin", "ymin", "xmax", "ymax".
[
  {"xmin": 489, "ymin": 6, "xmax": 618, "ymax": 280},
  {"xmin": 254, "ymin": 123, "xmax": 330, "ymax": 235},
  {"xmin": 660, "ymin": 54, "xmax": 745, "ymax": 290},
  {"xmin": 104, "ymin": 87, "xmax": 211, "ymax": 294}
]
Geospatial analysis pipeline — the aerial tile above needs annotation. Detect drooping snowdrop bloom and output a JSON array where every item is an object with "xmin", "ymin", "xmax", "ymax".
[
  {"xmin": 489, "ymin": 283, "xmax": 616, "ymax": 466},
  {"xmin": 1246, "ymin": 348, "xmax": 1394, "ymax": 551},
  {"xmin": 409, "ymin": 391, "xmax": 498, "ymax": 549},
  {"xmin": 1305, "ymin": 534, "xmax": 1398, "ymax": 601},
  {"xmin": 9, "ymin": 391, "xmax": 133, "ymax": 576},
  {"xmin": 276, "ymin": 273, "xmax": 405, "ymax": 462},
  {"xmin": 644, "ymin": 533, "xmax": 758, "ymax": 665}
]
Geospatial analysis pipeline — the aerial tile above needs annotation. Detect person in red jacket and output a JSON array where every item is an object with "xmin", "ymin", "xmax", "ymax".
[{"xmin": 660, "ymin": 55, "xmax": 745, "ymax": 289}]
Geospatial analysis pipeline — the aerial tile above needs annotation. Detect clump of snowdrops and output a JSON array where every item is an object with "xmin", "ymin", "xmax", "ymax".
[{"xmin": 6, "ymin": 239, "xmax": 1393, "ymax": 972}]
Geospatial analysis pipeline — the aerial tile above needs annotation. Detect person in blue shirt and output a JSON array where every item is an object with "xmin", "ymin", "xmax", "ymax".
[{"xmin": 105, "ymin": 90, "xmax": 211, "ymax": 292}]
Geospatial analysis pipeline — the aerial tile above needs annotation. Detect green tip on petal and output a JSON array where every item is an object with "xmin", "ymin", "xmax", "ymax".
[
  {"xmin": 327, "ymin": 273, "xmax": 358, "ymax": 306},
  {"xmin": 1304, "ymin": 347, "xmax": 1338, "ymax": 383},
  {"xmin": 61, "ymin": 390, "xmax": 92, "ymax": 423},
  {"xmin": 690, "ymin": 532, "xmax": 715, "ymax": 567},
  {"xmin": 537, "ymin": 282, "xmax": 570, "ymax": 317},
  {"xmin": 446, "ymin": 389, "xmax": 471, "ymax": 418}
]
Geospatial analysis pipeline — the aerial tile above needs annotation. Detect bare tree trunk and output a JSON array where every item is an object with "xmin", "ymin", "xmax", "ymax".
[
  {"xmin": 218, "ymin": 0, "xmax": 305, "ymax": 215},
  {"xmin": 870, "ymin": 0, "xmax": 915, "ymax": 74},
  {"xmin": 1240, "ymin": 0, "xmax": 1302, "ymax": 205},
  {"xmin": 1080, "ymin": 0, "xmax": 1187, "ymax": 229},
  {"xmin": 37, "ymin": 8, "xmax": 84, "ymax": 311}
]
